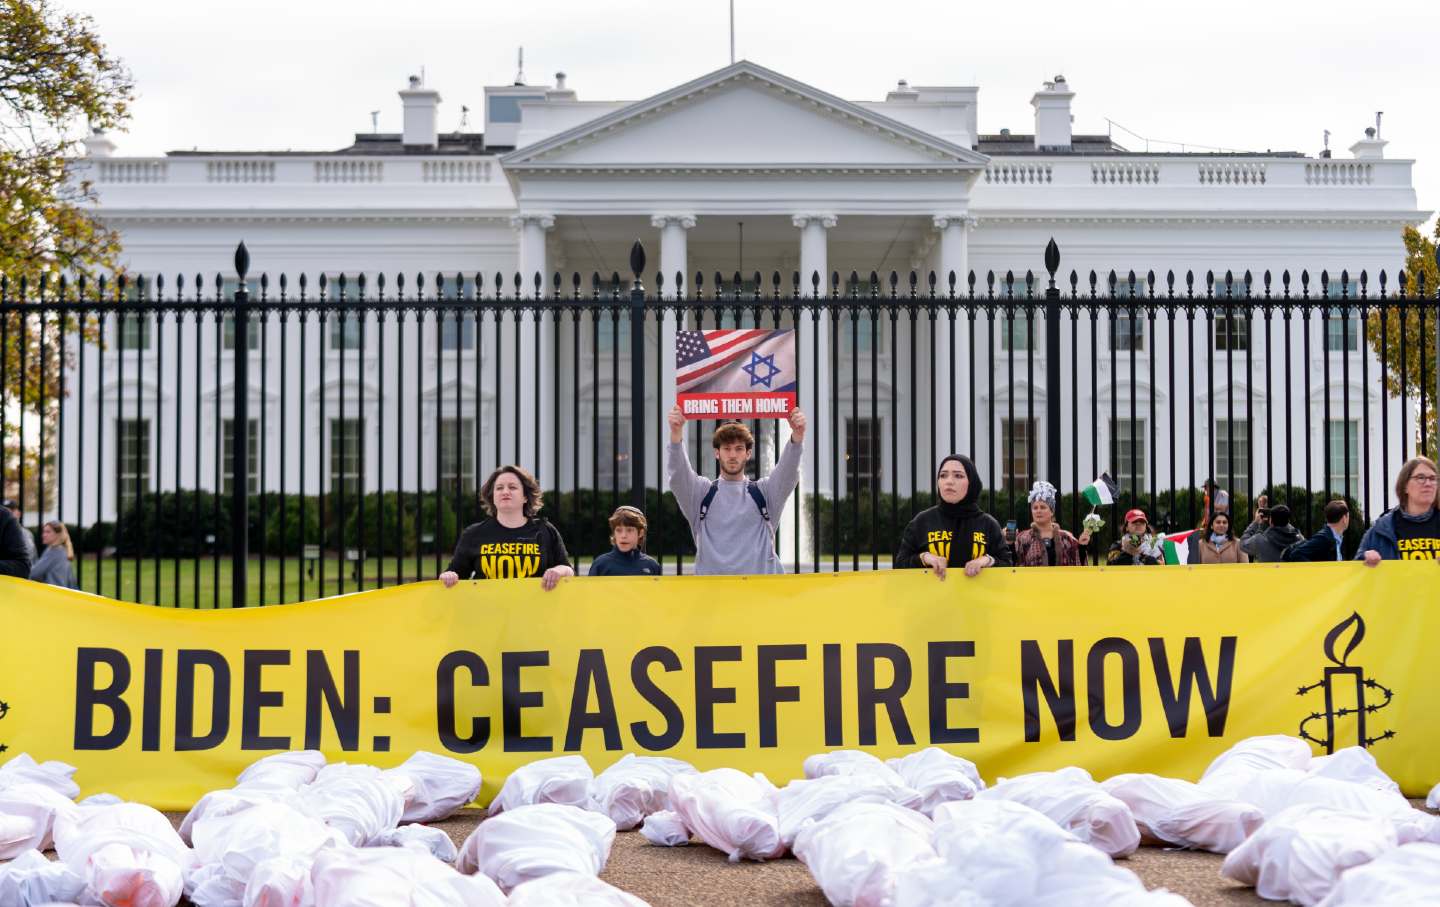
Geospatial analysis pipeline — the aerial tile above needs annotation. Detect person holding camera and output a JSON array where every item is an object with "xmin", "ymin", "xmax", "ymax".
[
  {"xmin": 1242, "ymin": 502, "xmax": 1303, "ymax": 563},
  {"xmin": 1241, "ymin": 494, "xmax": 1270, "ymax": 547}
]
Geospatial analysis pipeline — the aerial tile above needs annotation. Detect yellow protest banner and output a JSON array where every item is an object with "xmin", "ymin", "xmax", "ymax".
[{"xmin": 1, "ymin": 562, "xmax": 1436, "ymax": 809}]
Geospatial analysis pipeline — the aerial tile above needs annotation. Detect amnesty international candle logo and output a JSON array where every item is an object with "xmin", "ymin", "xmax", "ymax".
[
  {"xmin": 476, "ymin": 542, "xmax": 542, "ymax": 579},
  {"xmin": 1297, "ymin": 611, "xmax": 1395, "ymax": 753}
]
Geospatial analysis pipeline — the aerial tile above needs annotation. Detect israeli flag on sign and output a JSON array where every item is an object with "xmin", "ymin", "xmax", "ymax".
[{"xmin": 676, "ymin": 329, "xmax": 796, "ymax": 394}]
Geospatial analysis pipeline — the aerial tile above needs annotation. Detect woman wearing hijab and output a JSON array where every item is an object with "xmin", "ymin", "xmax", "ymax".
[
  {"xmin": 1195, "ymin": 510, "xmax": 1248, "ymax": 564},
  {"xmin": 895, "ymin": 454, "xmax": 1013, "ymax": 579},
  {"xmin": 1014, "ymin": 480, "xmax": 1090, "ymax": 567}
]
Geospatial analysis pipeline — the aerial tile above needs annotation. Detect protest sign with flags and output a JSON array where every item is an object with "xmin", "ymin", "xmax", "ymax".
[
  {"xmin": 1082, "ymin": 473, "xmax": 1118, "ymax": 508},
  {"xmin": 1163, "ymin": 530, "xmax": 1198, "ymax": 565},
  {"xmin": 677, "ymin": 329, "xmax": 796, "ymax": 420}
]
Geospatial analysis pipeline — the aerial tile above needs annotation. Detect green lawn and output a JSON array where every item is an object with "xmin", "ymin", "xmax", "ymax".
[
  {"xmin": 69, "ymin": 553, "xmax": 897, "ymax": 608},
  {"xmin": 72, "ymin": 554, "xmax": 459, "ymax": 609}
]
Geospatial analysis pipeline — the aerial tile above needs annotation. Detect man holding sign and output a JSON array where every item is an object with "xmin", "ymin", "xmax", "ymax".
[
  {"xmin": 667, "ymin": 405, "xmax": 805, "ymax": 575},
  {"xmin": 669, "ymin": 326, "xmax": 805, "ymax": 574}
]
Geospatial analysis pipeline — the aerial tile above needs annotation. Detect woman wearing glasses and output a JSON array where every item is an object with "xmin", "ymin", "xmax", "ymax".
[{"xmin": 1358, "ymin": 457, "xmax": 1440, "ymax": 565}]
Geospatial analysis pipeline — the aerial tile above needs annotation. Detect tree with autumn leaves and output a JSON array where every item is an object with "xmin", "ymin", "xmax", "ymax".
[
  {"xmin": 1366, "ymin": 224, "xmax": 1440, "ymax": 462},
  {"xmin": 1, "ymin": 0, "xmax": 133, "ymax": 506}
]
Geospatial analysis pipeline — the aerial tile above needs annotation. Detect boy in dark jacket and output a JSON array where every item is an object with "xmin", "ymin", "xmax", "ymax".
[
  {"xmin": 895, "ymin": 454, "xmax": 1012, "ymax": 579},
  {"xmin": 589, "ymin": 506, "xmax": 662, "ymax": 577}
]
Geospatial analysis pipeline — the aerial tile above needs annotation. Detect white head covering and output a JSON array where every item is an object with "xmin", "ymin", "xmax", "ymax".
[{"xmin": 1027, "ymin": 480, "xmax": 1058, "ymax": 514}]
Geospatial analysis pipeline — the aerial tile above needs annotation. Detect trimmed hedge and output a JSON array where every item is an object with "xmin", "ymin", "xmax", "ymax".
[{"xmin": 92, "ymin": 481, "xmax": 1367, "ymax": 562}]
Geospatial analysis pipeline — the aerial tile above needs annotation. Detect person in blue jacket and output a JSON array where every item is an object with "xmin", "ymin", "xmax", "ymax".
[
  {"xmin": 1282, "ymin": 500, "xmax": 1350, "ymax": 562},
  {"xmin": 588, "ymin": 506, "xmax": 662, "ymax": 576},
  {"xmin": 1358, "ymin": 457, "xmax": 1440, "ymax": 565}
]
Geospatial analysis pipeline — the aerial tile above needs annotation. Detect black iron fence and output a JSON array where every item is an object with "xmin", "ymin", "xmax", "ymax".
[{"xmin": 1, "ymin": 240, "xmax": 1437, "ymax": 607}]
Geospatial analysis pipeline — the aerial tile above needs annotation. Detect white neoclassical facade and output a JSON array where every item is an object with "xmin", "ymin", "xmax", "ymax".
[{"xmin": 59, "ymin": 61, "xmax": 1428, "ymax": 532}]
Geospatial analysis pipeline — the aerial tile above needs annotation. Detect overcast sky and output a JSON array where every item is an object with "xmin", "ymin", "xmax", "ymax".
[{"xmin": 76, "ymin": 0, "xmax": 1437, "ymax": 232}]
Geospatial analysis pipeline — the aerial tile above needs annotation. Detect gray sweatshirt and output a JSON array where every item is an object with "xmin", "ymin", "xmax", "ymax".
[
  {"xmin": 30, "ymin": 545, "xmax": 77, "ymax": 588},
  {"xmin": 668, "ymin": 439, "xmax": 803, "ymax": 575}
]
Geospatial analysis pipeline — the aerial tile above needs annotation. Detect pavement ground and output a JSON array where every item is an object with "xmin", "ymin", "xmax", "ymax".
[{"xmin": 22, "ymin": 805, "xmax": 1432, "ymax": 906}]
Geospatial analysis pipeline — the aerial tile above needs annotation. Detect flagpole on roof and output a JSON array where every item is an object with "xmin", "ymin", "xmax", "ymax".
[{"xmin": 729, "ymin": 0, "xmax": 735, "ymax": 64}]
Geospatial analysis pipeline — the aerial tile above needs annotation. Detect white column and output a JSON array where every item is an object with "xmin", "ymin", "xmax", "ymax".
[
  {"xmin": 791, "ymin": 215, "xmax": 837, "ymax": 568},
  {"xmin": 795, "ymin": 214, "xmax": 836, "ymax": 297},
  {"xmin": 652, "ymin": 216, "xmax": 695, "ymax": 503},
  {"xmin": 933, "ymin": 215, "xmax": 973, "ymax": 460},
  {"xmin": 511, "ymin": 214, "xmax": 554, "ymax": 477},
  {"xmin": 651, "ymin": 215, "xmax": 695, "ymax": 299},
  {"xmin": 934, "ymin": 214, "xmax": 972, "ymax": 292},
  {"xmin": 514, "ymin": 214, "xmax": 554, "ymax": 299}
]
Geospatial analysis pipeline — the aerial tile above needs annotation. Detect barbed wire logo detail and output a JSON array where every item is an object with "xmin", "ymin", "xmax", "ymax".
[
  {"xmin": 0, "ymin": 699, "xmax": 8, "ymax": 754},
  {"xmin": 1297, "ymin": 611, "xmax": 1394, "ymax": 753}
]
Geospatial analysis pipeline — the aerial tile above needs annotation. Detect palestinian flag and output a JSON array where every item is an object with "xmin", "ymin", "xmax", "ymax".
[
  {"xmin": 1163, "ymin": 530, "xmax": 1197, "ymax": 565},
  {"xmin": 1082, "ymin": 473, "xmax": 1118, "ymax": 507}
]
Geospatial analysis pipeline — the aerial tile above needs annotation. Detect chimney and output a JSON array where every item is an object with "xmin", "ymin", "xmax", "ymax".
[
  {"xmin": 1349, "ymin": 125, "xmax": 1387, "ymax": 161},
  {"xmin": 886, "ymin": 79, "xmax": 920, "ymax": 102},
  {"xmin": 547, "ymin": 71, "xmax": 576, "ymax": 101},
  {"xmin": 399, "ymin": 75, "xmax": 442, "ymax": 148},
  {"xmin": 1031, "ymin": 75, "xmax": 1074, "ymax": 151},
  {"xmin": 83, "ymin": 126, "xmax": 117, "ymax": 158}
]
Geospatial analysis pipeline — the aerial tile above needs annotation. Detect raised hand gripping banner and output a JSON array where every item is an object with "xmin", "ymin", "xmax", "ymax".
[
  {"xmin": 1, "ymin": 562, "xmax": 1437, "ymax": 809},
  {"xmin": 677, "ymin": 328, "xmax": 796, "ymax": 419}
]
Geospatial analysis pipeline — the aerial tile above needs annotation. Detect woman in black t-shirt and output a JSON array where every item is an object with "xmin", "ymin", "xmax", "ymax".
[{"xmin": 439, "ymin": 465, "xmax": 574, "ymax": 590}]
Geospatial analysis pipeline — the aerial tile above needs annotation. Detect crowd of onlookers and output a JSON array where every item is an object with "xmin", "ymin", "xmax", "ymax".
[{"xmin": 3, "ymin": 412, "xmax": 1436, "ymax": 591}]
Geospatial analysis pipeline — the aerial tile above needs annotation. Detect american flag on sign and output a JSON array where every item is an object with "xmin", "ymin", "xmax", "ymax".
[{"xmin": 676, "ymin": 329, "xmax": 797, "ymax": 419}]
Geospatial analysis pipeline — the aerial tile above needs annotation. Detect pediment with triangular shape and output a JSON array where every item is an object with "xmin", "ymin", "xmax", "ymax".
[{"xmin": 502, "ymin": 62, "xmax": 988, "ymax": 173}]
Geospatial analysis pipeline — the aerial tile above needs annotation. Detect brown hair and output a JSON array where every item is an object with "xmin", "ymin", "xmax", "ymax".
[
  {"xmin": 44, "ymin": 520, "xmax": 75, "ymax": 561},
  {"xmin": 479, "ymin": 465, "xmax": 544, "ymax": 518},
  {"xmin": 712, "ymin": 421, "xmax": 754, "ymax": 451},
  {"xmin": 1395, "ymin": 456, "xmax": 1440, "ymax": 512},
  {"xmin": 1324, "ymin": 499, "xmax": 1350, "ymax": 524},
  {"xmin": 608, "ymin": 506, "xmax": 647, "ymax": 539}
]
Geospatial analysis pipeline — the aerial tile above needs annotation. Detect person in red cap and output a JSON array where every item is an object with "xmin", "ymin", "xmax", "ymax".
[{"xmin": 1107, "ymin": 508, "xmax": 1162, "ymax": 566}]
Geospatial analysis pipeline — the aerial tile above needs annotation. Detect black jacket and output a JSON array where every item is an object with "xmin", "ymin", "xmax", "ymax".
[
  {"xmin": 1282, "ymin": 525, "xmax": 1344, "ymax": 562},
  {"xmin": 0, "ymin": 508, "xmax": 32, "ymax": 579},
  {"xmin": 895, "ymin": 454, "xmax": 1013, "ymax": 569},
  {"xmin": 588, "ymin": 547, "xmax": 662, "ymax": 577},
  {"xmin": 1243, "ymin": 523, "xmax": 1304, "ymax": 563}
]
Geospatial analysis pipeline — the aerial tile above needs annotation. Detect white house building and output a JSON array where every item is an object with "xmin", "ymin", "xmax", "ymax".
[{"xmin": 58, "ymin": 60, "xmax": 1428, "ymax": 540}]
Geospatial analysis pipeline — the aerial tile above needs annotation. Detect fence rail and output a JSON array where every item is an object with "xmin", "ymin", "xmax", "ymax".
[{"xmin": 1, "ymin": 240, "xmax": 1437, "ymax": 607}]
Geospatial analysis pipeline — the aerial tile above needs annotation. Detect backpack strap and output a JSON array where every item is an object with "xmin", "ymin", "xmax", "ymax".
[
  {"xmin": 699, "ymin": 483, "xmax": 720, "ymax": 522},
  {"xmin": 698, "ymin": 480, "xmax": 770, "ymax": 523},
  {"xmin": 746, "ymin": 481, "xmax": 771, "ymax": 524}
]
